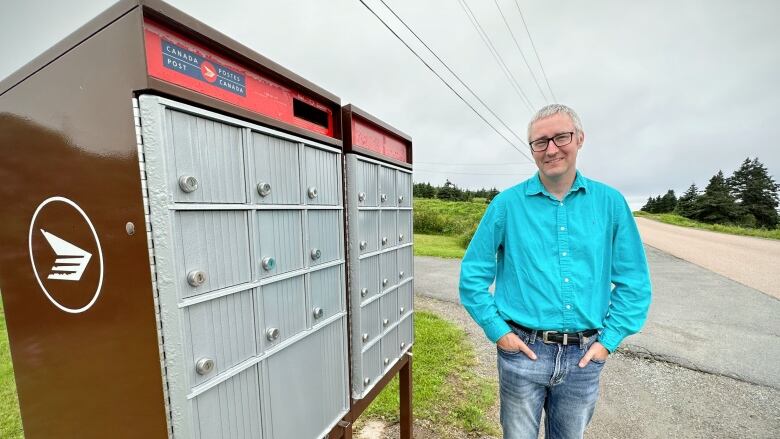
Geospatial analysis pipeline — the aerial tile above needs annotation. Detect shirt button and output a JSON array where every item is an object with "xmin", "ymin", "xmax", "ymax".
[
  {"xmin": 559, "ymin": 202, "xmax": 563, "ymax": 206},
  {"xmin": 564, "ymin": 278, "xmax": 570, "ymax": 283},
  {"xmin": 560, "ymin": 226, "xmax": 566, "ymax": 231},
  {"xmin": 566, "ymin": 304, "xmax": 571, "ymax": 309},
  {"xmin": 561, "ymin": 252, "xmax": 567, "ymax": 257}
]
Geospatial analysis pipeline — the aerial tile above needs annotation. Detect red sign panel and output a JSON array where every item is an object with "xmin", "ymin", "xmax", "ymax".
[
  {"xmin": 352, "ymin": 116, "xmax": 408, "ymax": 163},
  {"xmin": 144, "ymin": 19, "xmax": 334, "ymax": 137}
]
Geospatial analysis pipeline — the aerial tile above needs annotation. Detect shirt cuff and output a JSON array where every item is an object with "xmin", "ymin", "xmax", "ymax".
[
  {"xmin": 597, "ymin": 328, "xmax": 624, "ymax": 353},
  {"xmin": 483, "ymin": 317, "xmax": 512, "ymax": 343}
]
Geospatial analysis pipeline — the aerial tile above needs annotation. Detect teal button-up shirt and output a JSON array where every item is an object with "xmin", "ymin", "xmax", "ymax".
[{"xmin": 459, "ymin": 171, "xmax": 651, "ymax": 352}]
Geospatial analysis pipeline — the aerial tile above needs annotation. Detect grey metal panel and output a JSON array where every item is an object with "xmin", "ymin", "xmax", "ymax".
[
  {"xmin": 380, "ymin": 210, "xmax": 397, "ymax": 250},
  {"xmin": 397, "ymin": 210, "xmax": 412, "ymax": 245},
  {"xmin": 309, "ymin": 265, "xmax": 345, "ymax": 325},
  {"xmin": 360, "ymin": 299, "xmax": 381, "ymax": 346},
  {"xmin": 256, "ymin": 210, "xmax": 304, "ymax": 278},
  {"xmin": 359, "ymin": 255, "xmax": 380, "ymax": 303},
  {"xmin": 381, "ymin": 326, "xmax": 399, "ymax": 371},
  {"xmin": 166, "ymin": 108, "xmax": 246, "ymax": 204},
  {"xmin": 192, "ymin": 365, "xmax": 262, "ymax": 439},
  {"xmin": 307, "ymin": 210, "xmax": 343, "ymax": 266},
  {"xmin": 360, "ymin": 341, "xmax": 382, "ymax": 394},
  {"xmin": 378, "ymin": 166, "xmax": 397, "ymax": 207},
  {"xmin": 265, "ymin": 318, "xmax": 348, "ymax": 439},
  {"xmin": 250, "ymin": 131, "xmax": 301, "ymax": 205},
  {"xmin": 396, "ymin": 170, "xmax": 412, "ymax": 207},
  {"xmin": 398, "ymin": 281, "xmax": 413, "ymax": 319},
  {"xmin": 380, "ymin": 288, "xmax": 399, "ymax": 330},
  {"xmin": 303, "ymin": 145, "xmax": 340, "ymax": 205},
  {"xmin": 175, "ymin": 210, "xmax": 252, "ymax": 298},
  {"xmin": 358, "ymin": 210, "xmax": 380, "ymax": 255},
  {"xmin": 186, "ymin": 289, "xmax": 256, "ymax": 388},
  {"xmin": 397, "ymin": 246, "xmax": 414, "ymax": 283},
  {"xmin": 257, "ymin": 277, "xmax": 307, "ymax": 351},
  {"xmin": 356, "ymin": 159, "xmax": 379, "ymax": 207},
  {"xmin": 399, "ymin": 314, "xmax": 414, "ymax": 353},
  {"xmin": 379, "ymin": 250, "xmax": 398, "ymax": 292}
]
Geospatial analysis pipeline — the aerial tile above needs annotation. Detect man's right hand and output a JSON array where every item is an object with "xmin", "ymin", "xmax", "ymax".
[{"xmin": 496, "ymin": 332, "xmax": 537, "ymax": 360}]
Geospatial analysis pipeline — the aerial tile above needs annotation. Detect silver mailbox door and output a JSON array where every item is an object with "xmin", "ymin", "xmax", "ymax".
[
  {"xmin": 397, "ymin": 246, "xmax": 414, "ymax": 283},
  {"xmin": 397, "ymin": 210, "xmax": 412, "ymax": 245},
  {"xmin": 175, "ymin": 210, "xmax": 252, "ymax": 299},
  {"xmin": 309, "ymin": 265, "xmax": 345, "ymax": 325},
  {"xmin": 167, "ymin": 109, "xmax": 246, "ymax": 204},
  {"xmin": 380, "ymin": 326, "xmax": 399, "ymax": 371},
  {"xmin": 359, "ymin": 255, "xmax": 381, "ymax": 303},
  {"xmin": 379, "ymin": 250, "xmax": 398, "ymax": 292},
  {"xmin": 399, "ymin": 314, "xmax": 414, "ymax": 353},
  {"xmin": 398, "ymin": 281, "xmax": 413, "ymax": 319},
  {"xmin": 304, "ymin": 145, "xmax": 341, "ymax": 206},
  {"xmin": 249, "ymin": 132, "xmax": 301, "ymax": 205},
  {"xmin": 358, "ymin": 210, "xmax": 380, "ymax": 255},
  {"xmin": 380, "ymin": 210, "xmax": 397, "ymax": 250},
  {"xmin": 378, "ymin": 166, "xmax": 397, "ymax": 207},
  {"xmin": 380, "ymin": 287, "xmax": 399, "ymax": 330},
  {"xmin": 356, "ymin": 159, "xmax": 379, "ymax": 207},
  {"xmin": 257, "ymin": 277, "xmax": 307, "ymax": 352},
  {"xmin": 256, "ymin": 210, "xmax": 304, "ymax": 278},
  {"xmin": 360, "ymin": 298, "xmax": 381, "ymax": 346},
  {"xmin": 307, "ymin": 210, "xmax": 343, "ymax": 266},
  {"xmin": 360, "ymin": 341, "xmax": 382, "ymax": 394},
  {"xmin": 192, "ymin": 366, "xmax": 262, "ymax": 439},
  {"xmin": 396, "ymin": 170, "xmax": 412, "ymax": 207}
]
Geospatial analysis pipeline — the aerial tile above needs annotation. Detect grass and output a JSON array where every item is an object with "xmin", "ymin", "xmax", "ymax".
[
  {"xmin": 362, "ymin": 311, "xmax": 498, "ymax": 437},
  {"xmin": 413, "ymin": 234, "xmax": 466, "ymax": 259},
  {"xmin": 413, "ymin": 198, "xmax": 488, "ymax": 255},
  {"xmin": 633, "ymin": 211, "xmax": 780, "ymax": 240},
  {"xmin": 0, "ymin": 294, "xmax": 23, "ymax": 439}
]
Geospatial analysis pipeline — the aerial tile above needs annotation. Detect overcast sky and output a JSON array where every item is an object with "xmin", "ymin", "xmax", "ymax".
[{"xmin": 2, "ymin": 0, "xmax": 778, "ymax": 210}]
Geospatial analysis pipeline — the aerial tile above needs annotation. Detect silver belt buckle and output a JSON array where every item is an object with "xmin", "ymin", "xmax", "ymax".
[{"xmin": 542, "ymin": 330, "xmax": 557, "ymax": 344}]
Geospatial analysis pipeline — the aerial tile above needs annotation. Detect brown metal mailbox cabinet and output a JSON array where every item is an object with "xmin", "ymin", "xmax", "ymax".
[
  {"xmin": 342, "ymin": 105, "xmax": 414, "ymax": 399},
  {"xmin": 0, "ymin": 1, "xmax": 349, "ymax": 438}
]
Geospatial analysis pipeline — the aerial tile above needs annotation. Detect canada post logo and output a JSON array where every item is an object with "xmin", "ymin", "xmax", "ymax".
[{"xmin": 161, "ymin": 40, "xmax": 246, "ymax": 96}]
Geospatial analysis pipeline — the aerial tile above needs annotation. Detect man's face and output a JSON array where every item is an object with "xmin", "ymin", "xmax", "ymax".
[{"xmin": 528, "ymin": 113, "xmax": 584, "ymax": 180}]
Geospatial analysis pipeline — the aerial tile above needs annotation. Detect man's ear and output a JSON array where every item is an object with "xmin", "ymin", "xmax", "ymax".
[{"xmin": 578, "ymin": 131, "xmax": 585, "ymax": 148}]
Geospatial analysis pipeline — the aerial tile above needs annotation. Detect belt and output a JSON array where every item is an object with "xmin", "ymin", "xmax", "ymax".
[{"xmin": 506, "ymin": 320, "xmax": 598, "ymax": 345}]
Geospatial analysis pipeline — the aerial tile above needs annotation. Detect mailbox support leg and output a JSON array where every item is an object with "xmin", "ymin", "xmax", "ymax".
[{"xmin": 400, "ymin": 353, "xmax": 413, "ymax": 438}]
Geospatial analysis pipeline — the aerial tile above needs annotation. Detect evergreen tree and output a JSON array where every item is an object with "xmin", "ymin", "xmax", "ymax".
[
  {"xmin": 486, "ymin": 187, "xmax": 500, "ymax": 203},
  {"xmin": 693, "ymin": 170, "xmax": 742, "ymax": 224},
  {"xmin": 436, "ymin": 179, "xmax": 458, "ymax": 201},
  {"xmin": 675, "ymin": 183, "xmax": 699, "ymax": 218},
  {"xmin": 659, "ymin": 189, "xmax": 677, "ymax": 213},
  {"xmin": 640, "ymin": 196, "xmax": 655, "ymax": 212},
  {"xmin": 727, "ymin": 157, "xmax": 780, "ymax": 229}
]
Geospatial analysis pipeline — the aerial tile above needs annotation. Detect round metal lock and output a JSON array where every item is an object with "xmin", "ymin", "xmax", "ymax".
[
  {"xmin": 363, "ymin": 377, "xmax": 371, "ymax": 386},
  {"xmin": 187, "ymin": 270, "xmax": 207, "ymax": 287},
  {"xmin": 125, "ymin": 222, "xmax": 135, "ymax": 236},
  {"xmin": 399, "ymin": 233, "xmax": 404, "ymax": 242},
  {"xmin": 382, "ymin": 278, "xmax": 388, "ymax": 287},
  {"xmin": 399, "ymin": 271, "xmax": 405, "ymax": 279},
  {"xmin": 383, "ymin": 318, "xmax": 389, "ymax": 326},
  {"xmin": 261, "ymin": 256, "xmax": 276, "ymax": 271},
  {"xmin": 313, "ymin": 307, "xmax": 324, "ymax": 319},
  {"xmin": 257, "ymin": 181, "xmax": 272, "ymax": 197},
  {"xmin": 178, "ymin": 175, "xmax": 199, "ymax": 193},
  {"xmin": 362, "ymin": 333, "xmax": 369, "ymax": 342},
  {"xmin": 380, "ymin": 193, "xmax": 387, "ymax": 202},
  {"xmin": 307, "ymin": 186, "xmax": 319, "ymax": 199},
  {"xmin": 361, "ymin": 288, "xmax": 368, "ymax": 297},
  {"xmin": 266, "ymin": 327, "xmax": 280, "ymax": 341},
  {"xmin": 400, "ymin": 342, "xmax": 406, "ymax": 349},
  {"xmin": 384, "ymin": 358, "xmax": 390, "ymax": 366},
  {"xmin": 400, "ymin": 306, "xmax": 405, "ymax": 315},
  {"xmin": 398, "ymin": 195, "xmax": 404, "ymax": 203},
  {"xmin": 359, "ymin": 241, "xmax": 367, "ymax": 250},
  {"xmin": 310, "ymin": 248, "xmax": 322, "ymax": 260},
  {"xmin": 358, "ymin": 192, "xmax": 366, "ymax": 202},
  {"xmin": 381, "ymin": 237, "xmax": 388, "ymax": 246},
  {"xmin": 195, "ymin": 358, "xmax": 215, "ymax": 376}
]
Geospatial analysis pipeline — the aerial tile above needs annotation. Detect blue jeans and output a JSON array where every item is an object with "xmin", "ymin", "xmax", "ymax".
[{"xmin": 497, "ymin": 326, "xmax": 605, "ymax": 439}]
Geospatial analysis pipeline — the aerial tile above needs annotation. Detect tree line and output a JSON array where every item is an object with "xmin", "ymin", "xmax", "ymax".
[
  {"xmin": 641, "ymin": 157, "xmax": 780, "ymax": 229},
  {"xmin": 413, "ymin": 180, "xmax": 499, "ymax": 203}
]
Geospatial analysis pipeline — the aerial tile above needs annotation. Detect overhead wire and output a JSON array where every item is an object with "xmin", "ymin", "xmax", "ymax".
[
  {"xmin": 357, "ymin": 0, "xmax": 534, "ymax": 162},
  {"xmin": 512, "ymin": 0, "xmax": 557, "ymax": 102}
]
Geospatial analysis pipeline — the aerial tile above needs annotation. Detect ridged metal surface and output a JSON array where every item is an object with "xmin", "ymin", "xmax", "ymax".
[
  {"xmin": 356, "ymin": 160, "xmax": 378, "ymax": 206},
  {"xmin": 358, "ymin": 210, "xmax": 379, "ymax": 254},
  {"xmin": 397, "ymin": 246, "xmax": 414, "ymax": 281},
  {"xmin": 309, "ymin": 266, "xmax": 344, "ymax": 323},
  {"xmin": 360, "ymin": 299, "xmax": 381, "ymax": 345},
  {"xmin": 307, "ymin": 210, "xmax": 342, "ymax": 265},
  {"xmin": 398, "ymin": 281, "xmax": 413, "ymax": 318},
  {"xmin": 167, "ymin": 109, "xmax": 246, "ymax": 204},
  {"xmin": 360, "ymin": 341, "xmax": 382, "ymax": 393},
  {"xmin": 380, "ymin": 210, "xmax": 398, "ymax": 248},
  {"xmin": 256, "ymin": 210, "xmax": 304, "ymax": 278},
  {"xmin": 378, "ymin": 166, "xmax": 396, "ymax": 207},
  {"xmin": 250, "ymin": 132, "xmax": 301, "ymax": 205},
  {"xmin": 399, "ymin": 314, "xmax": 414, "ymax": 353},
  {"xmin": 396, "ymin": 170, "xmax": 412, "ymax": 207},
  {"xmin": 380, "ymin": 250, "xmax": 398, "ymax": 291},
  {"xmin": 187, "ymin": 289, "xmax": 256, "ymax": 388},
  {"xmin": 380, "ymin": 288, "xmax": 399, "ymax": 328},
  {"xmin": 257, "ymin": 276, "xmax": 306, "ymax": 351},
  {"xmin": 398, "ymin": 210, "xmax": 412, "ymax": 244},
  {"xmin": 359, "ymin": 255, "xmax": 380, "ymax": 303},
  {"xmin": 304, "ymin": 146, "xmax": 340, "ymax": 205},
  {"xmin": 175, "ymin": 210, "xmax": 252, "ymax": 298},
  {"xmin": 192, "ymin": 365, "xmax": 262, "ymax": 439},
  {"xmin": 381, "ymin": 326, "xmax": 399, "ymax": 371}
]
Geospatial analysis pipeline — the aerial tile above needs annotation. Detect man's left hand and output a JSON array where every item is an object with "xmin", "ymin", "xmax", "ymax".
[{"xmin": 578, "ymin": 341, "xmax": 609, "ymax": 368}]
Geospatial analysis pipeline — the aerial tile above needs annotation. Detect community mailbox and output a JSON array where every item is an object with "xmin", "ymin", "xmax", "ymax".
[
  {"xmin": 342, "ymin": 105, "xmax": 414, "ymax": 400},
  {"xmin": 0, "ymin": 1, "xmax": 351, "ymax": 438}
]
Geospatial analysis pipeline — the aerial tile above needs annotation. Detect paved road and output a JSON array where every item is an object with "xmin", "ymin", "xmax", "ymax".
[
  {"xmin": 635, "ymin": 217, "xmax": 780, "ymax": 299},
  {"xmin": 414, "ymin": 245, "xmax": 780, "ymax": 389}
]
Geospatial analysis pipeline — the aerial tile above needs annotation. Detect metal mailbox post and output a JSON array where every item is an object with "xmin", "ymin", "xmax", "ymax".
[{"xmin": 0, "ymin": 1, "xmax": 351, "ymax": 438}]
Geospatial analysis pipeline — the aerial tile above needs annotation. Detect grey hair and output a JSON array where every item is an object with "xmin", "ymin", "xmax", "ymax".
[{"xmin": 527, "ymin": 104, "xmax": 584, "ymax": 140}]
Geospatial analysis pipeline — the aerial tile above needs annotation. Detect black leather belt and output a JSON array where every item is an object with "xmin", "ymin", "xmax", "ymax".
[{"xmin": 506, "ymin": 320, "xmax": 598, "ymax": 345}]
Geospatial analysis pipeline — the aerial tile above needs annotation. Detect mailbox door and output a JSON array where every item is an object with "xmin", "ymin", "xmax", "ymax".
[
  {"xmin": 396, "ymin": 170, "xmax": 412, "ymax": 207},
  {"xmin": 309, "ymin": 265, "xmax": 344, "ymax": 325},
  {"xmin": 249, "ymin": 131, "xmax": 301, "ymax": 205},
  {"xmin": 303, "ymin": 145, "xmax": 341, "ymax": 206},
  {"xmin": 398, "ymin": 210, "xmax": 412, "ymax": 245},
  {"xmin": 360, "ymin": 341, "xmax": 382, "ymax": 394},
  {"xmin": 397, "ymin": 246, "xmax": 414, "ymax": 283},
  {"xmin": 359, "ymin": 255, "xmax": 381, "ymax": 303},
  {"xmin": 378, "ymin": 166, "xmax": 396, "ymax": 207},
  {"xmin": 355, "ymin": 159, "xmax": 379, "ymax": 207},
  {"xmin": 380, "ymin": 288, "xmax": 399, "ymax": 331},
  {"xmin": 192, "ymin": 366, "xmax": 263, "ymax": 439},
  {"xmin": 380, "ymin": 326, "xmax": 399, "ymax": 371},
  {"xmin": 257, "ymin": 277, "xmax": 307, "ymax": 352},
  {"xmin": 358, "ymin": 210, "xmax": 380, "ymax": 255},
  {"xmin": 379, "ymin": 250, "xmax": 398, "ymax": 292},
  {"xmin": 398, "ymin": 281, "xmax": 413, "ymax": 319},
  {"xmin": 360, "ymin": 298, "xmax": 381, "ymax": 346},
  {"xmin": 307, "ymin": 210, "xmax": 343, "ymax": 266},
  {"xmin": 399, "ymin": 314, "xmax": 414, "ymax": 354},
  {"xmin": 256, "ymin": 210, "xmax": 304, "ymax": 278},
  {"xmin": 380, "ymin": 210, "xmax": 398, "ymax": 249}
]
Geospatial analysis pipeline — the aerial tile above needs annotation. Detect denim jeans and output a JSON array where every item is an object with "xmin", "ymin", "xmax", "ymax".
[{"xmin": 497, "ymin": 325, "xmax": 606, "ymax": 439}]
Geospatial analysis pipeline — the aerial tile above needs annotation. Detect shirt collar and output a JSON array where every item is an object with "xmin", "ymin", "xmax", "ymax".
[{"xmin": 525, "ymin": 170, "xmax": 589, "ymax": 197}]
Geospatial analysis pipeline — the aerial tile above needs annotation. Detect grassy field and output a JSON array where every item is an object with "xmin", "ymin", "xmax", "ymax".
[
  {"xmin": 413, "ymin": 198, "xmax": 487, "ymax": 258},
  {"xmin": 0, "ymin": 296, "xmax": 23, "ymax": 439},
  {"xmin": 413, "ymin": 234, "xmax": 466, "ymax": 259},
  {"xmin": 634, "ymin": 211, "xmax": 780, "ymax": 240},
  {"xmin": 361, "ymin": 311, "xmax": 498, "ymax": 436}
]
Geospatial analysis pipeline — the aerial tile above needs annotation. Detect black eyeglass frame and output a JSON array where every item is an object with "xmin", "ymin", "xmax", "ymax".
[{"xmin": 529, "ymin": 131, "xmax": 575, "ymax": 152}]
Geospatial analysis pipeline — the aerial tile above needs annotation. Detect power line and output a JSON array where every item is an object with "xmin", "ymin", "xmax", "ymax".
[
  {"xmin": 512, "ymin": 0, "xmax": 557, "ymax": 102},
  {"xmin": 493, "ymin": 0, "xmax": 549, "ymax": 103},
  {"xmin": 415, "ymin": 161, "xmax": 537, "ymax": 166},
  {"xmin": 357, "ymin": 0, "xmax": 533, "ymax": 161},
  {"xmin": 457, "ymin": 0, "xmax": 536, "ymax": 112},
  {"xmin": 415, "ymin": 169, "xmax": 536, "ymax": 176}
]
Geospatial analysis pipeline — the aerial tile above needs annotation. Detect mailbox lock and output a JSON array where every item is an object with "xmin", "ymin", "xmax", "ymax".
[
  {"xmin": 310, "ymin": 248, "xmax": 322, "ymax": 260},
  {"xmin": 399, "ymin": 271, "xmax": 405, "ymax": 279},
  {"xmin": 384, "ymin": 357, "xmax": 390, "ymax": 366},
  {"xmin": 178, "ymin": 175, "xmax": 199, "ymax": 193},
  {"xmin": 398, "ymin": 195, "xmax": 404, "ymax": 203},
  {"xmin": 400, "ymin": 306, "xmax": 405, "ymax": 315},
  {"xmin": 359, "ymin": 241, "xmax": 367, "ymax": 250},
  {"xmin": 307, "ymin": 186, "xmax": 319, "ymax": 199},
  {"xmin": 187, "ymin": 270, "xmax": 207, "ymax": 287},
  {"xmin": 399, "ymin": 233, "xmax": 404, "ymax": 242},
  {"xmin": 400, "ymin": 342, "xmax": 406, "ymax": 349},
  {"xmin": 382, "ymin": 278, "xmax": 389, "ymax": 287},
  {"xmin": 381, "ymin": 237, "xmax": 388, "ymax": 246},
  {"xmin": 257, "ymin": 181, "xmax": 272, "ymax": 197},
  {"xmin": 364, "ymin": 377, "xmax": 371, "ymax": 386},
  {"xmin": 361, "ymin": 288, "xmax": 368, "ymax": 297},
  {"xmin": 380, "ymin": 193, "xmax": 387, "ymax": 202},
  {"xmin": 261, "ymin": 257, "xmax": 276, "ymax": 271},
  {"xmin": 313, "ymin": 307, "xmax": 324, "ymax": 319},
  {"xmin": 383, "ymin": 318, "xmax": 389, "ymax": 327},
  {"xmin": 266, "ymin": 328, "xmax": 280, "ymax": 342},
  {"xmin": 362, "ymin": 333, "xmax": 369, "ymax": 342},
  {"xmin": 195, "ymin": 358, "xmax": 215, "ymax": 376},
  {"xmin": 358, "ymin": 192, "xmax": 366, "ymax": 202}
]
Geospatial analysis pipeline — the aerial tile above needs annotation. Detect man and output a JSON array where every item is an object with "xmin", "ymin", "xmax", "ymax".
[{"xmin": 459, "ymin": 104, "xmax": 651, "ymax": 439}]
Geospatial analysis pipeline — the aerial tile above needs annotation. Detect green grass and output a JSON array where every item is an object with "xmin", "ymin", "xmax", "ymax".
[
  {"xmin": 633, "ymin": 211, "xmax": 780, "ymax": 240},
  {"xmin": 362, "ymin": 311, "xmax": 499, "ymax": 437},
  {"xmin": 413, "ymin": 198, "xmax": 488, "ymax": 254},
  {"xmin": 0, "ymin": 295, "xmax": 23, "ymax": 439},
  {"xmin": 413, "ymin": 234, "xmax": 466, "ymax": 259}
]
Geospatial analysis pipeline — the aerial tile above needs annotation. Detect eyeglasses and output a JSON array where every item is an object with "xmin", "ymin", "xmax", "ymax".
[{"xmin": 529, "ymin": 132, "xmax": 574, "ymax": 152}]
